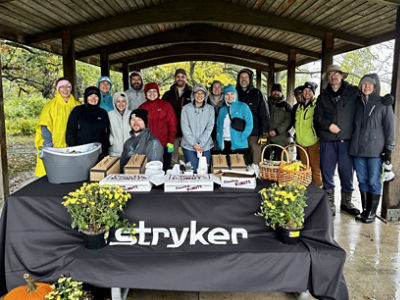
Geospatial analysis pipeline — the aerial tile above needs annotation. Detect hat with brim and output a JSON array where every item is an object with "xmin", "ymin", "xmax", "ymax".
[{"xmin": 322, "ymin": 64, "xmax": 348, "ymax": 81}]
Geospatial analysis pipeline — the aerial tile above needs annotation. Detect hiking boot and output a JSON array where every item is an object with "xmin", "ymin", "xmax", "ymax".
[
  {"xmin": 325, "ymin": 189, "xmax": 335, "ymax": 216},
  {"xmin": 340, "ymin": 191, "xmax": 360, "ymax": 216}
]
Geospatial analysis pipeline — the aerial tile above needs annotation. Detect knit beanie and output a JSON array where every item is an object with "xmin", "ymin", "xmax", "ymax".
[
  {"xmin": 294, "ymin": 85, "xmax": 304, "ymax": 95},
  {"xmin": 271, "ymin": 83, "xmax": 283, "ymax": 93},
  {"xmin": 84, "ymin": 86, "xmax": 100, "ymax": 105},
  {"xmin": 130, "ymin": 109, "xmax": 148, "ymax": 127},
  {"xmin": 303, "ymin": 81, "xmax": 318, "ymax": 95},
  {"xmin": 144, "ymin": 82, "xmax": 160, "ymax": 100},
  {"xmin": 174, "ymin": 68, "xmax": 187, "ymax": 77}
]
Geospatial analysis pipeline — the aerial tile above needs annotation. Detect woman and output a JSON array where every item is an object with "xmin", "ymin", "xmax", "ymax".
[
  {"xmin": 350, "ymin": 73, "xmax": 395, "ymax": 223},
  {"xmin": 216, "ymin": 84, "xmax": 253, "ymax": 158},
  {"xmin": 66, "ymin": 86, "xmax": 110, "ymax": 156},
  {"xmin": 34, "ymin": 78, "xmax": 80, "ymax": 177},
  {"xmin": 108, "ymin": 92, "xmax": 132, "ymax": 157},
  {"xmin": 139, "ymin": 82, "xmax": 177, "ymax": 170},
  {"xmin": 181, "ymin": 84, "xmax": 215, "ymax": 172}
]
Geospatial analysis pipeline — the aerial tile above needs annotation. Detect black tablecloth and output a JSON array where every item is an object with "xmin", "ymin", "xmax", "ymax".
[{"xmin": 0, "ymin": 177, "xmax": 348, "ymax": 299}]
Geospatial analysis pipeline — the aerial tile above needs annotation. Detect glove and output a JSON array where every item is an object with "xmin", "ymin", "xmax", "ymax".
[
  {"xmin": 382, "ymin": 94, "xmax": 394, "ymax": 106},
  {"xmin": 167, "ymin": 143, "xmax": 174, "ymax": 153},
  {"xmin": 383, "ymin": 161, "xmax": 395, "ymax": 182},
  {"xmin": 258, "ymin": 136, "xmax": 267, "ymax": 145},
  {"xmin": 381, "ymin": 148, "xmax": 392, "ymax": 163}
]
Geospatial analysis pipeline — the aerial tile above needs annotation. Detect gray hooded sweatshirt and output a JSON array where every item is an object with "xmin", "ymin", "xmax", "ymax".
[
  {"xmin": 108, "ymin": 92, "xmax": 132, "ymax": 157},
  {"xmin": 124, "ymin": 71, "xmax": 146, "ymax": 111},
  {"xmin": 181, "ymin": 84, "xmax": 215, "ymax": 152}
]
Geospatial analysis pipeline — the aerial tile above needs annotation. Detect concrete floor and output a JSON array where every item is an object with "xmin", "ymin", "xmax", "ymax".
[{"xmin": 126, "ymin": 186, "xmax": 400, "ymax": 300}]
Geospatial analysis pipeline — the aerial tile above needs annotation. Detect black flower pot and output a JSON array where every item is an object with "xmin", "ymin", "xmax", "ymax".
[
  {"xmin": 82, "ymin": 231, "xmax": 108, "ymax": 249},
  {"xmin": 276, "ymin": 226, "xmax": 302, "ymax": 244}
]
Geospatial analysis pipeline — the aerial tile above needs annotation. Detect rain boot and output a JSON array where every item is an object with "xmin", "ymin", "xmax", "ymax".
[
  {"xmin": 340, "ymin": 191, "xmax": 360, "ymax": 216},
  {"xmin": 325, "ymin": 189, "xmax": 335, "ymax": 216},
  {"xmin": 362, "ymin": 193, "xmax": 380, "ymax": 223},
  {"xmin": 355, "ymin": 191, "xmax": 367, "ymax": 221}
]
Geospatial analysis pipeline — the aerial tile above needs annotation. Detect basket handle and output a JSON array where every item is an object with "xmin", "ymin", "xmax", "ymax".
[
  {"xmin": 283, "ymin": 144, "xmax": 310, "ymax": 169},
  {"xmin": 261, "ymin": 144, "xmax": 290, "ymax": 163}
]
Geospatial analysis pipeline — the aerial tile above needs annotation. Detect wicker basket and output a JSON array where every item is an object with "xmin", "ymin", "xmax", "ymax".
[
  {"xmin": 277, "ymin": 144, "xmax": 312, "ymax": 186},
  {"xmin": 259, "ymin": 144, "xmax": 289, "ymax": 181}
]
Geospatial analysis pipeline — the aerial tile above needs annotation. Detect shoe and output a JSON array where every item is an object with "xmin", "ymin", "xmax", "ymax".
[
  {"xmin": 340, "ymin": 191, "xmax": 360, "ymax": 216},
  {"xmin": 355, "ymin": 191, "xmax": 367, "ymax": 221},
  {"xmin": 362, "ymin": 193, "xmax": 380, "ymax": 223},
  {"xmin": 325, "ymin": 189, "xmax": 335, "ymax": 216}
]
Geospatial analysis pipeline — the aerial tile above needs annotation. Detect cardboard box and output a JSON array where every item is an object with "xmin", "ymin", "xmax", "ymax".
[
  {"xmin": 100, "ymin": 174, "xmax": 152, "ymax": 192},
  {"xmin": 220, "ymin": 169, "xmax": 256, "ymax": 190},
  {"xmin": 229, "ymin": 154, "xmax": 247, "ymax": 172},
  {"xmin": 90, "ymin": 156, "xmax": 120, "ymax": 181},
  {"xmin": 164, "ymin": 174, "xmax": 214, "ymax": 192},
  {"xmin": 212, "ymin": 154, "xmax": 229, "ymax": 174},
  {"xmin": 124, "ymin": 154, "xmax": 147, "ymax": 174}
]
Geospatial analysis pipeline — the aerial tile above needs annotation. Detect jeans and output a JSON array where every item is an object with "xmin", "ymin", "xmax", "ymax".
[
  {"xmin": 183, "ymin": 149, "xmax": 211, "ymax": 172},
  {"xmin": 320, "ymin": 140, "xmax": 354, "ymax": 192},
  {"xmin": 353, "ymin": 156, "xmax": 382, "ymax": 195}
]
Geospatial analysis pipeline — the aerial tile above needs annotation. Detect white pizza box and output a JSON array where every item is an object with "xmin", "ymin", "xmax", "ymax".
[
  {"xmin": 100, "ymin": 174, "xmax": 152, "ymax": 192},
  {"xmin": 164, "ymin": 174, "xmax": 214, "ymax": 192},
  {"xmin": 218, "ymin": 169, "xmax": 257, "ymax": 190}
]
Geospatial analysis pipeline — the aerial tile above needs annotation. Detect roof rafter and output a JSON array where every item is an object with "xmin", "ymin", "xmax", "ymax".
[
  {"xmin": 77, "ymin": 24, "xmax": 320, "ymax": 59},
  {"xmin": 125, "ymin": 54, "xmax": 270, "ymax": 71},
  {"xmin": 109, "ymin": 43, "xmax": 287, "ymax": 67},
  {"xmin": 26, "ymin": 0, "xmax": 367, "ymax": 46}
]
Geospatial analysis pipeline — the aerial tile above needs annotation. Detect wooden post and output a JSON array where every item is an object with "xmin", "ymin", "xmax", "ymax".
[
  {"xmin": 122, "ymin": 61, "xmax": 129, "ymax": 91},
  {"xmin": 267, "ymin": 62, "xmax": 275, "ymax": 95},
  {"xmin": 62, "ymin": 30, "xmax": 77, "ymax": 98},
  {"xmin": 382, "ymin": 7, "xmax": 400, "ymax": 220},
  {"xmin": 287, "ymin": 49, "xmax": 296, "ymax": 105},
  {"xmin": 256, "ymin": 66, "xmax": 262, "ymax": 89},
  {"xmin": 321, "ymin": 32, "xmax": 334, "ymax": 90},
  {"xmin": 0, "ymin": 57, "xmax": 9, "ymax": 203},
  {"xmin": 100, "ymin": 48, "xmax": 110, "ymax": 77}
]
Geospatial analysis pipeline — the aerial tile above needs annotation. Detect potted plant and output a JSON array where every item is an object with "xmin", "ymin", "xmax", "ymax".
[
  {"xmin": 45, "ymin": 275, "xmax": 92, "ymax": 300},
  {"xmin": 62, "ymin": 182, "xmax": 131, "ymax": 249},
  {"xmin": 256, "ymin": 182, "xmax": 308, "ymax": 244}
]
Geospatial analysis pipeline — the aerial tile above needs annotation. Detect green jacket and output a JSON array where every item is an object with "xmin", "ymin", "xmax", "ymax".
[
  {"xmin": 267, "ymin": 97, "xmax": 292, "ymax": 146},
  {"xmin": 294, "ymin": 98, "xmax": 319, "ymax": 147}
]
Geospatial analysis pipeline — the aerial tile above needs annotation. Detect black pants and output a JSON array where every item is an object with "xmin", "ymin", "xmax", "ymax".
[{"xmin": 163, "ymin": 147, "xmax": 171, "ymax": 171}]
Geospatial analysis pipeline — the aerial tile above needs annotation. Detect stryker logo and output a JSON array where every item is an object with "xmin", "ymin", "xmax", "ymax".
[{"xmin": 110, "ymin": 220, "xmax": 248, "ymax": 248}]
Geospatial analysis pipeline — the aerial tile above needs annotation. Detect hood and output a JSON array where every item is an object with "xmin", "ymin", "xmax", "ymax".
[
  {"xmin": 129, "ymin": 71, "xmax": 144, "ymax": 91},
  {"xmin": 190, "ymin": 84, "xmax": 208, "ymax": 103},
  {"xmin": 96, "ymin": 76, "xmax": 113, "ymax": 96},
  {"xmin": 84, "ymin": 86, "xmax": 101, "ymax": 108},
  {"xmin": 223, "ymin": 84, "xmax": 238, "ymax": 106},
  {"xmin": 236, "ymin": 68, "xmax": 254, "ymax": 91},
  {"xmin": 112, "ymin": 91, "xmax": 128, "ymax": 110},
  {"xmin": 143, "ymin": 82, "xmax": 160, "ymax": 101},
  {"xmin": 358, "ymin": 73, "xmax": 381, "ymax": 96}
]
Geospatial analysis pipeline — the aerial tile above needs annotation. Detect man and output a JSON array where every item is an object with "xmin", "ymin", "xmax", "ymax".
[
  {"xmin": 267, "ymin": 83, "xmax": 292, "ymax": 160},
  {"xmin": 236, "ymin": 68, "xmax": 269, "ymax": 164},
  {"xmin": 120, "ymin": 108, "xmax": 164, "ymax": 171},
  {"xmin": 124, "ymin": 71, "xmax": 146, "ymax": 111},
  {"xmin": 162, "ymin": 68, "xmax": 192, "ymax": 166},
  {"xmin": 314, "ymin": 65, "xmax": 360, "ymax": 216},
  {"xmin": 293, "ymin": 82, "xmax": 322, "ymax": 187},
  {"xmin": 207, "ymin": 80, "xmax": 225, "ymax": 114},
  {"xmin": 294, "ymin": 85, "xmax": 304, "ymax": 104},
  {"xmin": 97, "ymin": 76, "xmax": 114, "ymax": 112}
]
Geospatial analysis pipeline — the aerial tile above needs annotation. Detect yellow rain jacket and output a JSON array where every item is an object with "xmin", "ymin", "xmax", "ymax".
[{"xmin": 34, "ymin": 92, "xmax": 81, "ymax": 177}]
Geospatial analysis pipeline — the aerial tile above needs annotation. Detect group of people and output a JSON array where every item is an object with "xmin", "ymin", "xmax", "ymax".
[{"xmin": 34, "ymin": 64, "xmax": 395, "ymax": 224}]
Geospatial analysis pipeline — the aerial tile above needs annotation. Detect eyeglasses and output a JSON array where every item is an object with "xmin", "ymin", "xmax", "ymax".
[
  {"xmin": 327, "ymin": 71, "xmax": 342, "ymax": 77},
  {"xmin": 59, "ymin": 85, "xmax": 72, "ymax": 89}
]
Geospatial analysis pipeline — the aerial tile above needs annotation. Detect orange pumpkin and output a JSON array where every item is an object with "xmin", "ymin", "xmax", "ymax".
[{"xmin": 5, "ymin": 273, "xmax": 51, "ymax": 299}]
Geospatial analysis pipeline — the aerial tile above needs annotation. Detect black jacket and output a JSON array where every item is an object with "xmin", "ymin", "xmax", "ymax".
[
  {"xmin": 66, "ymin": 104, "xmax": 110, "ymax": 155},
  {"xmin": 162, "ymin": 84, "xmax": 192, "ymax": 138},
  {"xmin": 314, "ymin": 80, "xmax": 359, "ymax": 142},
  {"xmin": 236, "ymin": 69, "xmax": 269, "ymax": 136}
]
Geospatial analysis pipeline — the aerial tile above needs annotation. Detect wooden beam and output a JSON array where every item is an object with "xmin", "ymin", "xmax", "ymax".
[
  {"xmin": 127, "ymin": 55, "xmax": 269, "ymax": 72},
  {"xmin": 0, "ymin": 56, "xmax": 9, "ymax": 202},
  {"xmin": 383, "ymin": 7, "xmax": 400, "ymax": 219},
  {"xmin": 78, "ymin": 24, "xmax": 318, "ymax": 60},
  {"xmin": 287, "ymin": 50, "xmax": 296, "ymax": 105},
  {"xmin": 62, "ymin": 30, "xmax": 77, "ymax": 98},
  {"xmin": 122, "ymin": 61, "xmax": 129, "ymax": 91},
  {"xmin": 100, "ymin": 48, "xmax": 109, "ymax": 77},
  {"xmin": 321, "ymin": 32, "xmax": 334, "ymax": 90},
  {"xmin": 267, "ymin": 62, "xmax": 275, "ymax": 95},
  {"xmin": 110, "ymin": 43, "xmax": 280, "ymax": 67},
  {"xmin": 256, "ymin": 66, "xmax": 262, "ymax": 90},
  {"xmin": 26, "ymin": 0, "xmax": 367, "ymax": 46}
]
